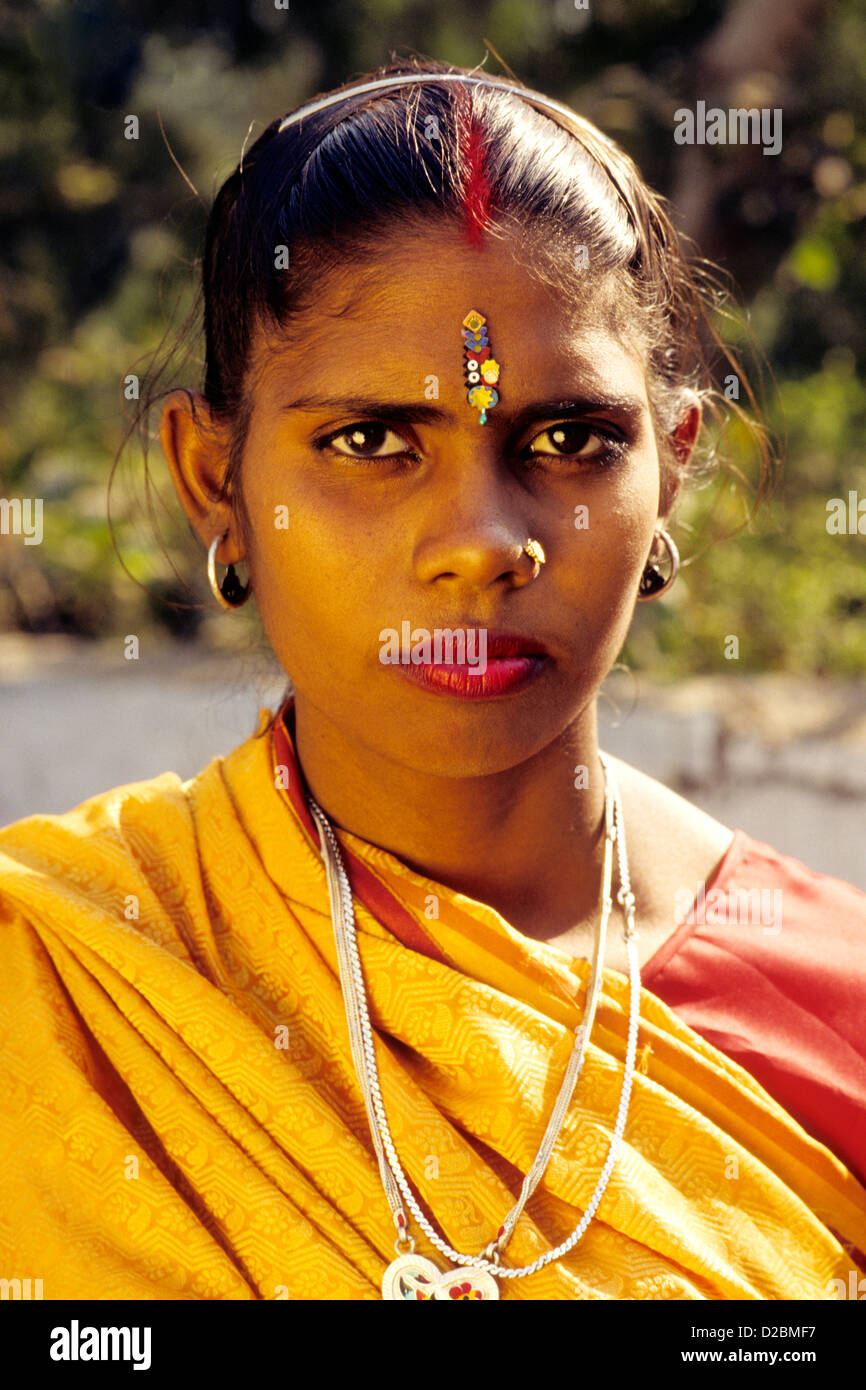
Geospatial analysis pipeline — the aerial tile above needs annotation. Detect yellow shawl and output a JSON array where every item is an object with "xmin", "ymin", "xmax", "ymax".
[{"xmin": 1, "ymin": 701, "xmax": 864, "ymax": 1300}]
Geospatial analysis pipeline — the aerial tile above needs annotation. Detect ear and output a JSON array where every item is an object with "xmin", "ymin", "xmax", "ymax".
[
  {"xmin": 658, "ymin": 389, "xmax": 702, "ymax": 521},
  {"xmin": 159, "ymin": 390, "xmax": 245, "ymax": 564}
]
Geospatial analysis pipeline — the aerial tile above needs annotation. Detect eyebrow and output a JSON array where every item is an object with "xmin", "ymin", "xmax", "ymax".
[{"xmin": 279, "ymin": 393, "xmax": 647, "ymax": 432}]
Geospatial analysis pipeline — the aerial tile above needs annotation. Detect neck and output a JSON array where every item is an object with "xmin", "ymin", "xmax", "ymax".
[{"xmin": 290, "ymin": 694, "xmax": 608, "ymax": 941}]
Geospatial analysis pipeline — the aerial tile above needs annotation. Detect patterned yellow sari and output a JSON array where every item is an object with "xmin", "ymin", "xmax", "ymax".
[{"xmin": 0, "ymin": 698, "xmax": 864, "ymax": 1299}]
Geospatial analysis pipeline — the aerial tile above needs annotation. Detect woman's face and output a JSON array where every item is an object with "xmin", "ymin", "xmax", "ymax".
[{"xmin": 174, "ymin": 226, "xmax": 695, "ymax": 777}]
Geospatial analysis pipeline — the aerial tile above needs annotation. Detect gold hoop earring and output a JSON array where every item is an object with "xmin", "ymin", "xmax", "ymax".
[
  {"xmin": 637, "ymin": 528, "xmax": 679, "ymax": 601},
  {"xmin": 207, "ymin": 533, "xmax": 252, "ymax": 610}
]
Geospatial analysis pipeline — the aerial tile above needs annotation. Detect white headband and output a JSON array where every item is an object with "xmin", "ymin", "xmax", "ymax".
[
  {"xmin": 277, "ymin": 71, "xmax": 593, "ymax": 138},
  {"xmin": 274, "ymin": 71, "xmax": 636, "ymax": 234}
]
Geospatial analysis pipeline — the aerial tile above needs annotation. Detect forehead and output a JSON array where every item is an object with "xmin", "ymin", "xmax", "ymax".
[{"xmin": 250, "ymin": 224, "xmax": 647, "ymax": 399}]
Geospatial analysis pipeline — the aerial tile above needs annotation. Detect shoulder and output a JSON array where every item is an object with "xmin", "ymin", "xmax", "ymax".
[
  {"xmin": 640, "ymin": 819, "xmax": 866, "ymax": 1187},
  {"xmin": 603, "ymin": 754, "xmax": 736, "ymax": 922},
  {"xmin": 608, "ymin": 761, "xmax": 866, "ymax": 1184},
  {"xmin": 0, "ymin": 708, "xmax": 280, "ymax": 946},
  {"xmin": 725, "ymin": 828, "xmax": 866, "ymax": 911},
  {"xmin": 0, "ymin": 767, "xmax": 202, "ymax": 961},
  {"xmin": 0, "ymin": 768, "xmax": 192, "ymax": 884},
  {"xmin": 604, "ymin": 753, "xmax": 866, "ymax": 919},
  {"xmin": 605, "ymin": 753, "xmax": 733, "ymax": 844}
]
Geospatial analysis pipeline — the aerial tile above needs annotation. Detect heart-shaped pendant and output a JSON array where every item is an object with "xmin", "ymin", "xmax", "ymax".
[{"xmin": 382, "ymin": 1252, "xmax": 500, "ymax": 1300}]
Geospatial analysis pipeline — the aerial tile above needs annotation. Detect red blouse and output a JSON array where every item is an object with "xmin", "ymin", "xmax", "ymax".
[{"xmin": 644, "ymin": 828, "xmax": 866, "ymax": 1189}]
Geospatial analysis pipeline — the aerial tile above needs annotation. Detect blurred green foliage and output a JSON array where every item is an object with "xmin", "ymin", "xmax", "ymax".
[{"xmin": 1, "ymin": 0, "xmax": 865, "ymax": 672}]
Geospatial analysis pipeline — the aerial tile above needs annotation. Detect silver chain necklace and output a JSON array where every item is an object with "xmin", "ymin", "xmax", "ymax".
[{"xmin": 306, "ymin": 751, "xmax": 640, "ymax": 1300}]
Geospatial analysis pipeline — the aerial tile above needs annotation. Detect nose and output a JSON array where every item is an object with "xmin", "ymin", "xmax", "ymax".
[{"xmin": 412, "ymin": 451, "xmax": 539, "ymax": 593}]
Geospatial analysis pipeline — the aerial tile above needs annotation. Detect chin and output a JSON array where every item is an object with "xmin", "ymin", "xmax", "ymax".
[{"xmin": 369, "ymin": 686, "xmax": 575, "ymax": 778}]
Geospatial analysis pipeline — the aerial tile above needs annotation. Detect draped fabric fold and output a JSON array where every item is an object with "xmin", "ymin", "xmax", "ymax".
[{"xmin": 1, "ymin": 699, "xmax": 864, "ymax": 1300}]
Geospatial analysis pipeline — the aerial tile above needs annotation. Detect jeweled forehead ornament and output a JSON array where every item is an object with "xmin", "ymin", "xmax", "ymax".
[{"xmin": 462, "ymin": 310, "xmax": 500, "ymax": 425}]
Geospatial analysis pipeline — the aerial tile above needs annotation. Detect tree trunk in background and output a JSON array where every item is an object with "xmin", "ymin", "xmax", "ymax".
[{"xmin": 670, "ymin": 0, "xmax": 834, "ymax": 292}]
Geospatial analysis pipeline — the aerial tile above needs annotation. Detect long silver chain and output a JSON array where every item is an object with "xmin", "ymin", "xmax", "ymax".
[{"xmin": 306, "ymin": 750, "xmax": 640, "ymax": 1279}]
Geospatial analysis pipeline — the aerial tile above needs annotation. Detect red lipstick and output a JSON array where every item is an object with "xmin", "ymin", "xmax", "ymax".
[{"xmin": 396, "ymin": 630, "xmax": 550, "ymax": 700}]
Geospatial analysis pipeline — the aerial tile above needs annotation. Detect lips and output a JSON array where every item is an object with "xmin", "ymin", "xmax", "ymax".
[
  {"xmin": 393, "ymin": 627, "xmax": 552, "ymax": 701},
  {"xmin": 399, "ymin": 653, "xmax": 548, "ymax": 699}
]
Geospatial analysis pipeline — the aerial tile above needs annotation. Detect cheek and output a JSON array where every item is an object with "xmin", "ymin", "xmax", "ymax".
[
  {"xmin": 566, "ymin": 464, "xmax": 659, "ymax": 593},
  {"xmin": 245, "ymin": 480, "xmax": 386, "ymax": 659}
]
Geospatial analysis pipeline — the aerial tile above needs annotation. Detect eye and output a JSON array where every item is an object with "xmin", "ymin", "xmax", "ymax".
[
  {"xmin": 317, "ymin": 422, "xmax": 417, "ymax": 463},
  {"xmin": 524, "ymin": 421, "xmax": 626, "ymax": 466}
]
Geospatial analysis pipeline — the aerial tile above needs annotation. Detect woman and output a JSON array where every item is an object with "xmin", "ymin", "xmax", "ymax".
[{"xmin": 1, "ymin": 58, "xmax": 864, "ymax": 1302}]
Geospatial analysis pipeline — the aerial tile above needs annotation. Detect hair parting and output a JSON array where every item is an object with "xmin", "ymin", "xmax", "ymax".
[{"xmin": 455, "ymin": 90, "xmax": 494, "ymax": 248}]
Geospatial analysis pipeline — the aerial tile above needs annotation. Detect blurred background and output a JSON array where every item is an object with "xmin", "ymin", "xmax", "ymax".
[{"xmin": 1, "ymin": 0, "xmax": 864, "ymax": 884}]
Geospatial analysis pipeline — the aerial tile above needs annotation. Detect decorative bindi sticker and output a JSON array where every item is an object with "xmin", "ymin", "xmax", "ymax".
[{"xmin": 462, "ymin": 310, "xmax": 500, "ymax": 425}]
